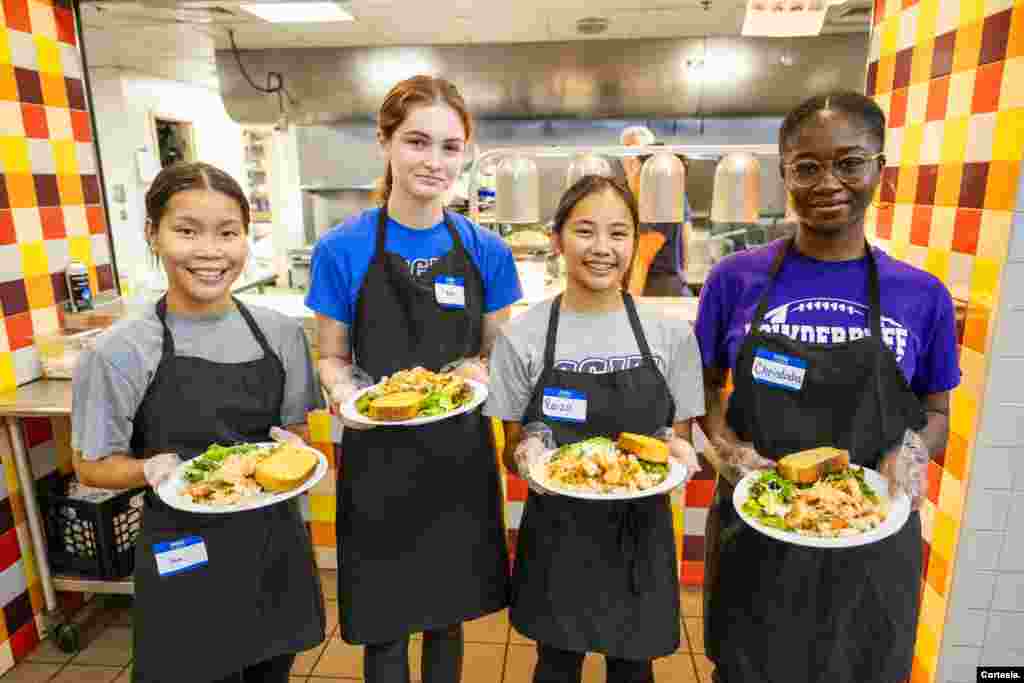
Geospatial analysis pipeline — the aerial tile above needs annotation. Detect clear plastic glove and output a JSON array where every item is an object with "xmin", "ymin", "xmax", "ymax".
[
  {"xmin": 879, "ymin": 428, "xmax": 929, "ymax": 510},
  {"xmin": 269, "ymin": 426, "xmax": 305, "ymax": 447},
  {"xmin": 327, "ymin": 365, "xmax": 376, "ymax": 431},
  {"xmin": 143, "ymin": 453, "xmax": 181, "ymax": 489},
  {"xmin": 440, "ymin": 357, "xmax": 489, "ymax": 385},
  {"xmin": 711, "ymin": 436, "xmax": 775, "ymax": 486},
  {"xmin": 653, "ymin": 427, "xmax": 700, "ymax": 506},
  {"xmin": 514, "ymin": 422, "xmax": 556, "ymax": 496}
]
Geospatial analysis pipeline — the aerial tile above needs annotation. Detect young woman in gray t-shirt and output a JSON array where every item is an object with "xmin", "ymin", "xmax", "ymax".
[{"xmin": 485, "ymin": 176, "xmax": 704, "ymax": 682}]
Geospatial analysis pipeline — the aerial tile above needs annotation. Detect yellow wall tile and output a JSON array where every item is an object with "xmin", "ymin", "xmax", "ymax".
[
  {"xmin": 907, "ymin": 82, "xmax": 930, "ymax": 124},
  {"xmin": 970, "ymin": 255, "xmax": 1001, "ymax": 305},
  {"xmin": 889, "ymin": 239, "xmax": 910, "ymax": 261},
  {"xmin": 953, "ymin": 23, "xmax": 984, "ymax": 72},
  {"xmin": 912, "ymin": 41, "xmax": 936, "ymax": 85},
  {"xmin": 935, "ymin": 163, "xmax": 964, "ymax": 205},
  {"xmin": 0, "ymin": 64, "xmax": 16, "ymax": 102},
  {"xmin": 68, "ymin": 235, "xmax": 92, "ymax": 266},
  {"xmin": 38, "ymin": 72, "xmax": 68, "ymax": 108},
  {"xmin": 0, "ymin": 29, "xmax": 11, "ymax": 66},
  {"xmin": 977, "ymin": 209, "xmax": 1013, "ymax": 261},
  {"xmin": 877, "ymin": 55, "xmax": 897, "ymax": 94},
  {"xmin": 882, "ymin": 16, "xmax": 901, "ymax": 56},
  {"xmin": 308, "ymin": 409, "xmax": 332, "ymax": 443},
  {"xmin": 915, "ymin": 618, "xmax": 940, "ymax": 670},
  {"xmin": 56, "ymin": 174, "xmax": 83, "ymax": 205},
  {"xmin": 33, "ymin": 36, "xmax": 60, "ymax": 74},
  {"xmin": 992, "ymin": 108, "xmax": 1024, "ymax": 161},
  {"xmin": 941, "ymin": 117, "xmax": 970, "ymax": 163},
  {"xmin": 938, "ymin": 470, "xmax": 964, "ymax": 521},
  {"xmin": 925, "ymin": 247, "xmax": 950, "ymax": 281},
  {"xmin": 932, "ymin": 507, "xmax": 957, "ymax": 560},
  {"xmin": 960, "ymin": 0, "xmax": 986, "ymax": 29},
  {"xmin": 897, "ymin": 164, "xmax": 921, "ymax": 203},
  {"xmin": 0, "ymin": 353, "xmax": 14, "ymax": 393},
  {"xmin": 920, "ymin": 583, "xmax": 944, "ymax": 639},
  {"xmin": 902, "ymin": 123, "xmax": 925, "ymax": 165},
  {"xmin": 309, "ymin": 494, "xmax": 335, "ymax": 523},
  {"xmin": 0, "ymin": 136, "xmax": 30, "ymax": 173},
  {"xmin": 959, "ymin": 346, "xmax": 987, "ymax": 410},
  {"xmin": 51, "ymin": 140, "xmax": 76, "ymax": 174},
  {"xmin": 946, "ymin": 70, "xmax": 977, "ymax": 118},
  {"xmin": 951, "ymin": 383, "xmax": 981, "ymax": 436},
  {"xmin": 19, "ymin": 241, "xmax": 47, "ymax": 278},
  {"xmin": 916, "ymin": 0, "xmax": 939, "ymax": 40},
  {"xmin": 984, "ymin": 160, "xmax": 1021, "ymax": 210}
]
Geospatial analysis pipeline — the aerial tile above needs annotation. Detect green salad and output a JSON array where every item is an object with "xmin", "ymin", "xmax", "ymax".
[
  {"xmin": 741, "ymin": 467, "xmax": 880, "ymax": 532},
  {"xmin": 183, "ymin": 443, "xmax": 266, "ymax": 483}
]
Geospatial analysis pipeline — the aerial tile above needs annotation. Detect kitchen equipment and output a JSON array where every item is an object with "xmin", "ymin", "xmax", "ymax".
[
  {"xmin": 65, "ymin": 260, "xmax": 93, "ymax": 313},
  {"xmin": 496, "ymin": 155, "xmax": 541, "ymax": 224},
  {"xmin": 711, "ymin": 152, "xmax": 761, "ymax": 224},
  {"xmin": 565, "ymin": 153, "xmax": 613, "ymax": 189},
  {"xmin": 639, "ymin": 152, "xmax": 687, "ymax": 223},
  {"xmin": 288, "ymin": 247, "xmax": 313, "ymax": 290}
]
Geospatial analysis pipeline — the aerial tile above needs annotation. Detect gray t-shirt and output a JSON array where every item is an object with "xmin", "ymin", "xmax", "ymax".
[
  {"xmin": 484, "ymin": 298, "xmax": 705, "ymax": 425},
  {"xmin": 72, "ymin": 302, "xmax": 323, "ymax": 461}
]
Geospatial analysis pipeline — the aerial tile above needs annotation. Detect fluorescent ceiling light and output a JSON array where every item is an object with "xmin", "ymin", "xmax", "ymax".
[{"xmin": 240, "ymin": 2, "xmax": 354, "ymax": 23}]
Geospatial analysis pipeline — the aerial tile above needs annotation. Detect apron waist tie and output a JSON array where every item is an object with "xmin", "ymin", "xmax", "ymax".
[{"xmin": 616, "ymin": 503, "xmax": 647, "ymax": 595}]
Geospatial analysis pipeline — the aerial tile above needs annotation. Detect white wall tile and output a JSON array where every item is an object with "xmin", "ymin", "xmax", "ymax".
[
  {"xmin": 964, "ymin": 490, "xmax": 1012, "ymax": 531},
  {"xmin": 950, "ymin": 570, "xmax": 997, "ymax": 612},
  {"xmin": 993, "ymin": 574, "xmax": 1024, "ymax": 612},
  {"xmin": 980, "ymin": 645, "xmax": 1024, "ymax": 667},
  {"xmin": 945, "ymin": 609, "xmax": 990, "ymax": 647},
  {"xmin": 1010, "ymin": 210, "xmax": 1023, "ymax": 261},
  {"xmin": 978, "ymin": 404, "xmax": 1024, "ymax": 447},
  {"xmin": 1015, "ymin": 451, "xmax": 1024, "ymax": 492},
  {"xmin": 1000, "ymin": 536, "xmax": 1024, "ymax": 572},
  {"xmin": 970, "ymin": 446, "xmax": 1015, "ymax": 491},
  {"xmin": 985, "ymin": 358, "xmax": 1024, "ymax": 406},
  {"xmin": 985, "ymin": 613, "xmax": 1024, "ymax": 653},
  {"xmin": 958, "ymin": 531, "xmax": 1006, "ymax": 571},
  {"xmin": 939, "ymin": 645, "xmax": 981, "ymax": 683},
  {"xmin": 989, "ymin": 308, "xmax": 1024, "ymax": 359}
]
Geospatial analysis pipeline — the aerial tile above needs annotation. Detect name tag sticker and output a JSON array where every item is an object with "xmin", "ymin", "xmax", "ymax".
[
  {"xmin": 434, "ymin": 276, "xmax": 466, "ymax": 309},
  {"xmin": 752, "ymin": 348, "xmax": 807, "ymax": 392},
  {"xmin": 153, "ymin": 536, "xmax": 208, "ymax": 578},
  {"xmin": 542, "ymin": 388, "xmax": 587, "ymax": 423}
]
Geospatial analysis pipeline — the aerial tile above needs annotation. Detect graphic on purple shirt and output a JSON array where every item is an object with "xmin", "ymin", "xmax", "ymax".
[{"xmin": 694, "ymin": 240, "xmax": 961, "ymax": 397}]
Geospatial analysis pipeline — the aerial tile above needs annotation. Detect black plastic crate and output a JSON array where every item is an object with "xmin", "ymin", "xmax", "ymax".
[{"xmin": 38, "ymin": 474, "xmax": 145, "ymax": 580}]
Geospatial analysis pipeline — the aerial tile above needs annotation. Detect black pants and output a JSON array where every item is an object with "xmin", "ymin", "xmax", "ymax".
[
  {"xmin": 534, "ymin": 645, "xmax": 654, "ymax": 683},
  {"xmin": 211, "ymin": 652, "xmax": 297, "ymax": 683},
  {"xmin": 364, "ymin": 624, "xmax": 464, "ymax": 683},
  {"xmin": 642, "ymin": 272, "xmax": 691, "ymax": 297}
]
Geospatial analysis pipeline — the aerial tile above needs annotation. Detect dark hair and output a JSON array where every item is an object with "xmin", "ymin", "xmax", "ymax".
[
  {"xmin": 552, "ymin": 175, "xmax": 640, "ymax": 289},
  {"xmin": 376, "ymin": 75, "xmax": 473, "ymax": 206},
  {"xmin": 145, "ymin": 161, "xmax": 250, "ymax": 232},
  {"xmin": 779, "ymin": 91, "xmax": 886, "ymax": 153}
]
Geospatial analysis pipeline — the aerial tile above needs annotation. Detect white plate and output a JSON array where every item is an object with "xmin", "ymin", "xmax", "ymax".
[
  {"xmin": 529, "ymin": 450, "xmax": 688, "ymax": 501},
  {"xmin": 733, "ymin": 466, "xmax": 911, "ymax": 549},
  {"xmin": 339, "ymin": 379, "xmax": 488, "ymax": 427},
  {"xmin": 156, "ymin": 442, "xmax": 328, "ymax": 515}
]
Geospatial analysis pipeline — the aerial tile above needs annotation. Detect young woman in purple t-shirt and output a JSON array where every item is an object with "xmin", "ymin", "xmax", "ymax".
[{"xmin": 695, "ymin": 91, "xmax": 960, "ymax": 683}]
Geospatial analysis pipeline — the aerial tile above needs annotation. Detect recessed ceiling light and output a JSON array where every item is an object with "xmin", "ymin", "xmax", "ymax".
[{"xmin": 239, "ymin": 2, "xmax": 354, "ymax": 23}]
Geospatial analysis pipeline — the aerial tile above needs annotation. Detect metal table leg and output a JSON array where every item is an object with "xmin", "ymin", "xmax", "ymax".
[{"xmin": 4, "ymin": 417, "xmax": 59, "ymax": 620}]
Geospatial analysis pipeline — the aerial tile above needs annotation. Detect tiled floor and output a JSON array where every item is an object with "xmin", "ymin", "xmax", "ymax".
[{"xmin": 1, "ymin": 571, "xmax": 713, "ymax": 682}]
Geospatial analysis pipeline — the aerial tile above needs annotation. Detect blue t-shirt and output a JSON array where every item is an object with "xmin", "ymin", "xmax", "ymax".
[
  {"xmin": 306, "ymin": 208, "xmax": 523, "ymax": 326},
  {"xmin": 695, "ymin": 240, "xmax": 961, "ymax": 397}
]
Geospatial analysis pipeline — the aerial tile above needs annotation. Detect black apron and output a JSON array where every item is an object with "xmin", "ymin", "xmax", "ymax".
[
  {"xmin": 511, "ymin": 293, "xmax": 681, "ymax": 661},
  {"xmin": 130, "ymin": 297, "xmax": 326, "ymax": 683},
  {"xmin": 704, "ymin": 239, "xmax": 928, "ymax": 683},
  {"xmin": 338, "ymin": 208, "xmax": 510, "ymax": 644}
]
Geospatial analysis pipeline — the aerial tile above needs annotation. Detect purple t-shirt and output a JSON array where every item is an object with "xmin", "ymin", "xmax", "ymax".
[{"xmin": 695, "ymin": 240, "xmax": 961, "ymax": 397}]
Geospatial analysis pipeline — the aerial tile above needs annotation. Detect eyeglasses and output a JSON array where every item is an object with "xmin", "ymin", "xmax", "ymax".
[{"xmin": 783, "ymin": 153, "xmax": 884, "ymax": 189}]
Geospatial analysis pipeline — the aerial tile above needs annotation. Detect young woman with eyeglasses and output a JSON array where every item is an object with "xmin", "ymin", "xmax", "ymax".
[{"xmin": 694, "ymin": 91, "xmax": 961, "ymax": 683}]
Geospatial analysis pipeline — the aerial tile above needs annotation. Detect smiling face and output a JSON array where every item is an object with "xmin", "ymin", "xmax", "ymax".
[
  {"xmin": 148, "ymin": 188, "xmax": 248, "ymax": 315},
  {"xmin": 553, "ymin": 188, "xmax": 637, "ymax": 295},
  {"xmin": 782, "ymin": 110, "xmax": 883, "ymax": 237},
  {"xmin": 380, "ymin": 102, "xmax": 467, "ymax": 205}
]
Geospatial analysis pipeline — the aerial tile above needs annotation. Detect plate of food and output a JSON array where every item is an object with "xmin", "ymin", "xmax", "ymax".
[
  {"xmin": 528, "ymin": 433, "xmax": 688, "ymax": 501},
  {"xmin": 339, "ymin": 367, "xmax": 487, "ymax": 427},
  {"xmin": 156, "ymin": 441, "xmax": 328, "ymax": 514},
  {"xmin": 733, "ymin": 447, "xmax": 911, "ymax": 548}
]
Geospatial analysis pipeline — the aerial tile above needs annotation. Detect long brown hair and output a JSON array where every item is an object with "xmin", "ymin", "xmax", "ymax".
[
  {"xmin": 552, "ymin": 175, "xmax": 640, "ymax": 289},
  {"xmin": 145, "ymin": 162, "xmax": 249, "ymax": 263},
  {"xmin": 375, "ymin": 75, "xmax": 473, "ymax": 206}
]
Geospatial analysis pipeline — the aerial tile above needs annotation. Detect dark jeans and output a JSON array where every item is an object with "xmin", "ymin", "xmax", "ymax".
[
  {"xmin": 364, "ymin": 624, "xmax": 464, "ymax": 683},
  {"xmin": 210, "ymin": 652, "xmax": 297, "ymax": 683},
  {"xmin": 534, "ymin": 644, "xmax": 654, "ymax": 683}
]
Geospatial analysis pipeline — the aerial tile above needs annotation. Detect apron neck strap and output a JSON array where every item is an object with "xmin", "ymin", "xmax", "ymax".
[
  {"xmin": 622, "ymin": 292, "xmax": 656, "ymax": 362},
  {"xmin": 542, "ymin": 293, "xmax": 563, "ymax": 373},
  {"xmin": 155, "ymin": 295, "xmax": 175, "ymax": 357},
  {"xmin": 376, "ymin": 206, "xmax": 463, "ymax": 255},
  {"xmin": 542, "ymin": 291, "xmax": 656, "ymax": 371},
  {"xmin": 750, "ymin": 238, "xmax": 883, "ymax": 339},
  {"xmin": 155, "ymin": 295, "xmax": 273, "ymax": 358}
]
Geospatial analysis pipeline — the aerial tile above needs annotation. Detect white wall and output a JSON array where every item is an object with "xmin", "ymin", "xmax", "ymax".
[
  {"xmin": 87, "ymin": 66, "xmax": 246, "ymax": 292},
  {"xmin": 938, "ymin": 180, "xmax": 1024, "ymax": 681}
]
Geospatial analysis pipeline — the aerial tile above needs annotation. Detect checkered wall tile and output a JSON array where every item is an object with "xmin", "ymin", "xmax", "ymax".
[
  {"xmin": 866, "ymin": 0, "xmax": 1023, "ymax": 680},
  {"xmin": 0, "ymin": 0, "xmax": 115, "ymax": 395}
]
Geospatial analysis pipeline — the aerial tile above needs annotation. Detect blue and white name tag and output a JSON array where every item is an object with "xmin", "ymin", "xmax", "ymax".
[
  {"xmin": 434, "ymin": 276, "xmax": 466, "ymax": 309},
  {"xmin": 752, "ymin": 348, "xmax": 807, "ymax": 391},
  {"xmin": 153, "ymin": 536, "xmax": 208, "ymax": 578},
  {"xmin": 542, "ymin": 388, "xmax": 587, "ymax": 423}
]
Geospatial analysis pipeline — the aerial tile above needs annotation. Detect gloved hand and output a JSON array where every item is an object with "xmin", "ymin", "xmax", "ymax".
[
  {"xmin": 143, "ymin": 453, "xmax": 181, "ymax": 488},
  {"xmin": 440, "ymin": 357, "xmax": 489, "ymax": 385},
  {"xmin": 710, "ymin": 436, "xmax": 775, "ymax": 486},
  {"xmin": 326, "ymin": 365, "xmax": 376, "ymax": 431},
  {"xmin": 514, "ymin": 422, "xmax": 556, "ymax": 496},
  {"xmin": 879, "ymin": 428, "xmax": 929, "ymax": 510},
  {"xmin": 269, "ymin": 426, "xmax": 305, "ymax": 446},
  {"xmin": 653, "ymin": 427, "xmax": 700, "ymax": 507}
]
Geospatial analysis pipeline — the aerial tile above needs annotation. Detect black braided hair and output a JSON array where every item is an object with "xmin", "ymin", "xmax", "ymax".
[{"xmin": 779, "ymin": 91, "xmax": 886, "ymax": 154}]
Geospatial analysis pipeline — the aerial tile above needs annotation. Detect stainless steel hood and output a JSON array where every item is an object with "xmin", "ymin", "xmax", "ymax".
[{"xmin": 216, "ymin": 34, "xmax": 868, "ymax": 125}]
